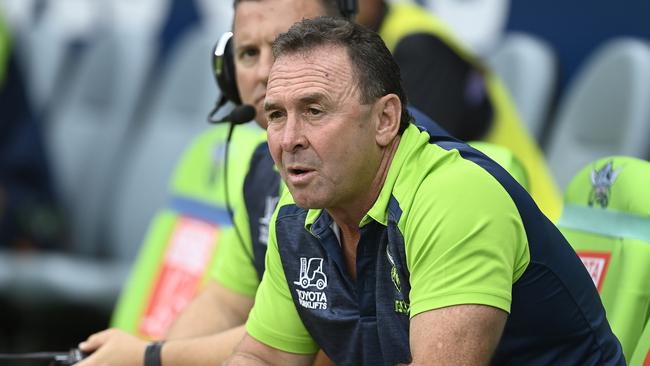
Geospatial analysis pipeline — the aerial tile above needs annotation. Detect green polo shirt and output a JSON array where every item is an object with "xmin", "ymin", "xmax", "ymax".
[{"xmin": 246, "ymin": 124, "xmax": 530, "ymax": 354}]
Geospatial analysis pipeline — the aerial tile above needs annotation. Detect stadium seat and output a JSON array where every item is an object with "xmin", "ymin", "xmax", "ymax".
[
  {"xmin": 557, "ymin": 156, "xmax": 650, "ymax": 360},
  {"xmin": 105, "ymin": 25, "xmax": 228, "ymax": 265},
  {"xmin": 15, "ymin": 0, "xmax": 100, "ymax": 112},
  {"xmin": 195, "ymin": 0, "xmax": 234, "ymax": 26},
  {"xmin": 0, "ymin": 27, "xmax": 156, "ymax": 313},
  {"xmin": 545, "ymin": 38, "xmax": 650, "ymax": 190},
  {"xmin": 630, "ymin": 318, "xmax": 650, "ymax": 366},
  {"xmin": 487, "ymin": 32, "xmax": 557, "ymax": 143},
  {"xmin": 45, "ymin": 28, "xmax": 155, "ymax": 256},
  {"xmin": 423, "ymin": 0, "xmax": 509, "ymax": 55}
]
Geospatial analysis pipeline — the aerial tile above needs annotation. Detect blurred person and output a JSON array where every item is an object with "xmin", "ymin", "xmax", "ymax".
[
  {"xmin": 356, "ymin": 0, "xmax": 562, "ymax": 220},
  {"xmin": 0, "ymin": 10, "xmax": 63, "ymax": 251},
  {"xmin": 227, "ymin": 16, "xmax": 624, "ymax": 365}
]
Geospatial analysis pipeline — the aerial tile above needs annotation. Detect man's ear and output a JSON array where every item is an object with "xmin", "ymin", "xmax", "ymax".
[{"xmin": 374, "ymin": 94, "xmax": 401, "ymax": 147}]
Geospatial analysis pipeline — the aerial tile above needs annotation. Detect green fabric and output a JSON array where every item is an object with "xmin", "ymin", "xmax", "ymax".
[
  {"xmin": 110, "ymin": 122, "xmax": 265, "ymax": 336},
  {"xmin": 247, "ymin": 124, "xmax": 530, "ymax": 352},
  {"xmin": 558, "ymin": 156, "xmax": 650, "ymax": 361},
  {"xmin": 111, "ymin": 211, "xmax": 178, "ymax": 334},
  {"xmin": 212, "ymin": 167, "xmax": 287, "ymax": 298},
  {"xmin": 0, "ymin": 11, "xmax": 11, "ymax": 86},
  {"xmin": 564, "ymin": 156, "xmax": 650, "ymax": 217},
  {"xmin": 469, "ymin": 141, "xmax": 530, "ymax": 190},
  {"xmin": 211, "ymin": 185, "xmax": 258, "ymax": 298},
  {"xmin": 247, "ymin": 190, "xmax": 319, "ymax": 354},
  {"xmin": 630, "ymin": 319, "xmax": 650, "ymax": 366}
]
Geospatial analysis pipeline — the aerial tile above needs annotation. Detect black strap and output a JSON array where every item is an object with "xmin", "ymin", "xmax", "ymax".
[{"xmin": 144, "ymin": 341, "xmax": 164, "ymax": 366}]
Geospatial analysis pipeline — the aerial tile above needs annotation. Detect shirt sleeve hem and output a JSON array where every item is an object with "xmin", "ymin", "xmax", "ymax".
[
  {"xmin": 409, "ymin": 292, "xmax": 511, "ymax": 319},
  {"xmin": 214, "ymin": 272, "xmax": 258, "ymax": 298},
  {"xmin": 246, "ymin": 320, "xmax": 319, "ymax": 355}
]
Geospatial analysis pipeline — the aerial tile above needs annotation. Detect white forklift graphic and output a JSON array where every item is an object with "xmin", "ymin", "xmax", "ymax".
[{"xmin": 294, "ymin": 258, "xmax": 328, "ymax": 290}]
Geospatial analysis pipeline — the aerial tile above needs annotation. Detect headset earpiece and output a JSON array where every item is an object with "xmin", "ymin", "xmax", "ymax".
[{"xmin": 212, "ymin": 31, "xmax": 241, "ymax": 106}]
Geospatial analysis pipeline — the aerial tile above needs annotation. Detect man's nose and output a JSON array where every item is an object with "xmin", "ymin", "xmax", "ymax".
[{"xmin": 280, "ymin": 114, "xmax": 308, "ymax": 153}]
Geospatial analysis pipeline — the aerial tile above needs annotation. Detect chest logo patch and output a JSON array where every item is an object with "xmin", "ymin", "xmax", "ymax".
[{"xmin": 293, "ymin": 257, "xmax": 328, "ymax": 310}]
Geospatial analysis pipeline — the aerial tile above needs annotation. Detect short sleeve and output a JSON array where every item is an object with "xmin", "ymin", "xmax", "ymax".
[
  {"xmin": 404, "ymin": 160, "xmax": 530, "ymax": 318},
  {"xmin": 210, "ymin": 194, "xmax": 259, "ymax": 298}
]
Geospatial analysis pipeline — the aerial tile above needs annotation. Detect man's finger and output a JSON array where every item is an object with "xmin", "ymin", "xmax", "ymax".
[{"xmin": 79, "ymin": 328, "xmax": 114, "ymax": 351}]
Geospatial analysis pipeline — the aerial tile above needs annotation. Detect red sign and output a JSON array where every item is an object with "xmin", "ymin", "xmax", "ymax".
[
  {"xmin": 577, "ymin": 251, "xmax": 611, "ymax": 293},
  {"xmin": 138, "ymin": 217, "xmax": 220, "ymax": 338}
]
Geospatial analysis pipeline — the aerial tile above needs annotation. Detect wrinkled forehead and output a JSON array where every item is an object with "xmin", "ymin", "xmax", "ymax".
[{"xmin": 267, "ymin": 45, "xmax": 356, "ymax": 99}]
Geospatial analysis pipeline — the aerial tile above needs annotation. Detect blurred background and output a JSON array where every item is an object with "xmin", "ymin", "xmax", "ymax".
[{"xmin": 0, "ymin": 0, "xmax": 649, "ymax": 362}]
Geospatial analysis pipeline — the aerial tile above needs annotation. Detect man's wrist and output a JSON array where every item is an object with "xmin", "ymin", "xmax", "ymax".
[{"xmin": 144, "ymin": 341, "xmax": 165, "ymax": 366}]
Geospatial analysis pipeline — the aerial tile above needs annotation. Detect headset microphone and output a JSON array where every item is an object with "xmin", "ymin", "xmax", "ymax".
[{"xmin": 208, "ymin": 104, "xmax": 256, "ymax": 125}]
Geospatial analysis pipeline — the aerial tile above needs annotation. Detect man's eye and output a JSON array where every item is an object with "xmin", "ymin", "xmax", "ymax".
[
  {"xmin": 267, "ymin": 111, "xmax": 284, "ymax": 122},
  {"xmin": 238, "ymin": 48, "xmax": 259, "ymax": 63},
  {"xmin": 307, "ymin": 108, "xmax": 322, "ymax": 116}
]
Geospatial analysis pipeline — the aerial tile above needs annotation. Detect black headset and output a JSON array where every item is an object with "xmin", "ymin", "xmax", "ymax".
[{"xmin": 211, "ymin": 0, "xmax": 358, "ymax": 111}]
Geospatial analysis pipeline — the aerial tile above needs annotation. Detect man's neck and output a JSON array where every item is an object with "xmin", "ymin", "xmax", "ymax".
[{"xmin": 327, "ymin": 136, "xmax": 401, "ymax": 279}]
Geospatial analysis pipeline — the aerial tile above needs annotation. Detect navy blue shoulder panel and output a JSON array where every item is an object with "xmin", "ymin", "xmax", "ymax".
[
  {"xmin": 420, "ymin": 125, "xmax": 625, "ymax": 365},
  {"xmin": 243, "ymin": 142, "xmax": 281, "ymax": 281}
]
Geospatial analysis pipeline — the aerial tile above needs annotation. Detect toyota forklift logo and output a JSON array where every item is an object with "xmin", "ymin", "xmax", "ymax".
[
  {"xmin": 293, "ymin": 257, "xmax": 328, "ymax": 310},
  {"xmin": 294, "ymin": 258, "xmax": 328, "ymax": 289}
]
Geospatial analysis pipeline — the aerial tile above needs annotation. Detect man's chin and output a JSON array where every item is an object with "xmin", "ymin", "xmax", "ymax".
[
  {"xmin": 291, "ymin": 194, "xmax": 325, "ymax": 210},
  {"xmin": 293, "ymin": 199, "xmax": 318, "ymax": 210}
]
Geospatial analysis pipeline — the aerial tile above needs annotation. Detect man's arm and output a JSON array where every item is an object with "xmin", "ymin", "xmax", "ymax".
[
  {"xmin": 77, "ymin": 280, "xmax": 254, "ymax": 365},
  {"xmin": 76, "ymin": 326, "xmax": 248, "ymax": 366},
  {"xmin": 408, "ymin": 305, "xmax": 507, "ymax": 365},
  {"xmin": 166, "ymin": 280, "xmax": 254, "ymax": 339},
  {"xmin": 226, "ymin": 333, "xmax": 315, "ymax": 366},
  {"xmin": 401, "ymin": 158, "xmax": 528, "ymax": 365}
]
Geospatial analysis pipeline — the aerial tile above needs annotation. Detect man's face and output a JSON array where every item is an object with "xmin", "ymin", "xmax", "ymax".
[
  {"xmin": 265, "ymin": 45, "xmax": 385, "ymax": 210},
  {"xmin": 233, "ymin": 0, "xmax": 325, "ymax": 128}
]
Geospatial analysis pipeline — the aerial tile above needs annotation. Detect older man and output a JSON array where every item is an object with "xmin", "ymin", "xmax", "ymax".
[{"xmin": 227, "ymin": 17, "xmax": 623, "ymax": 366}]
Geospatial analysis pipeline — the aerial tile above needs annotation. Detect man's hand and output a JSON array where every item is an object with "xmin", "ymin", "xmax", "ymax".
[{"xmin": 76, "ymin": 328, "xmax": 148, "ymax": 366}]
